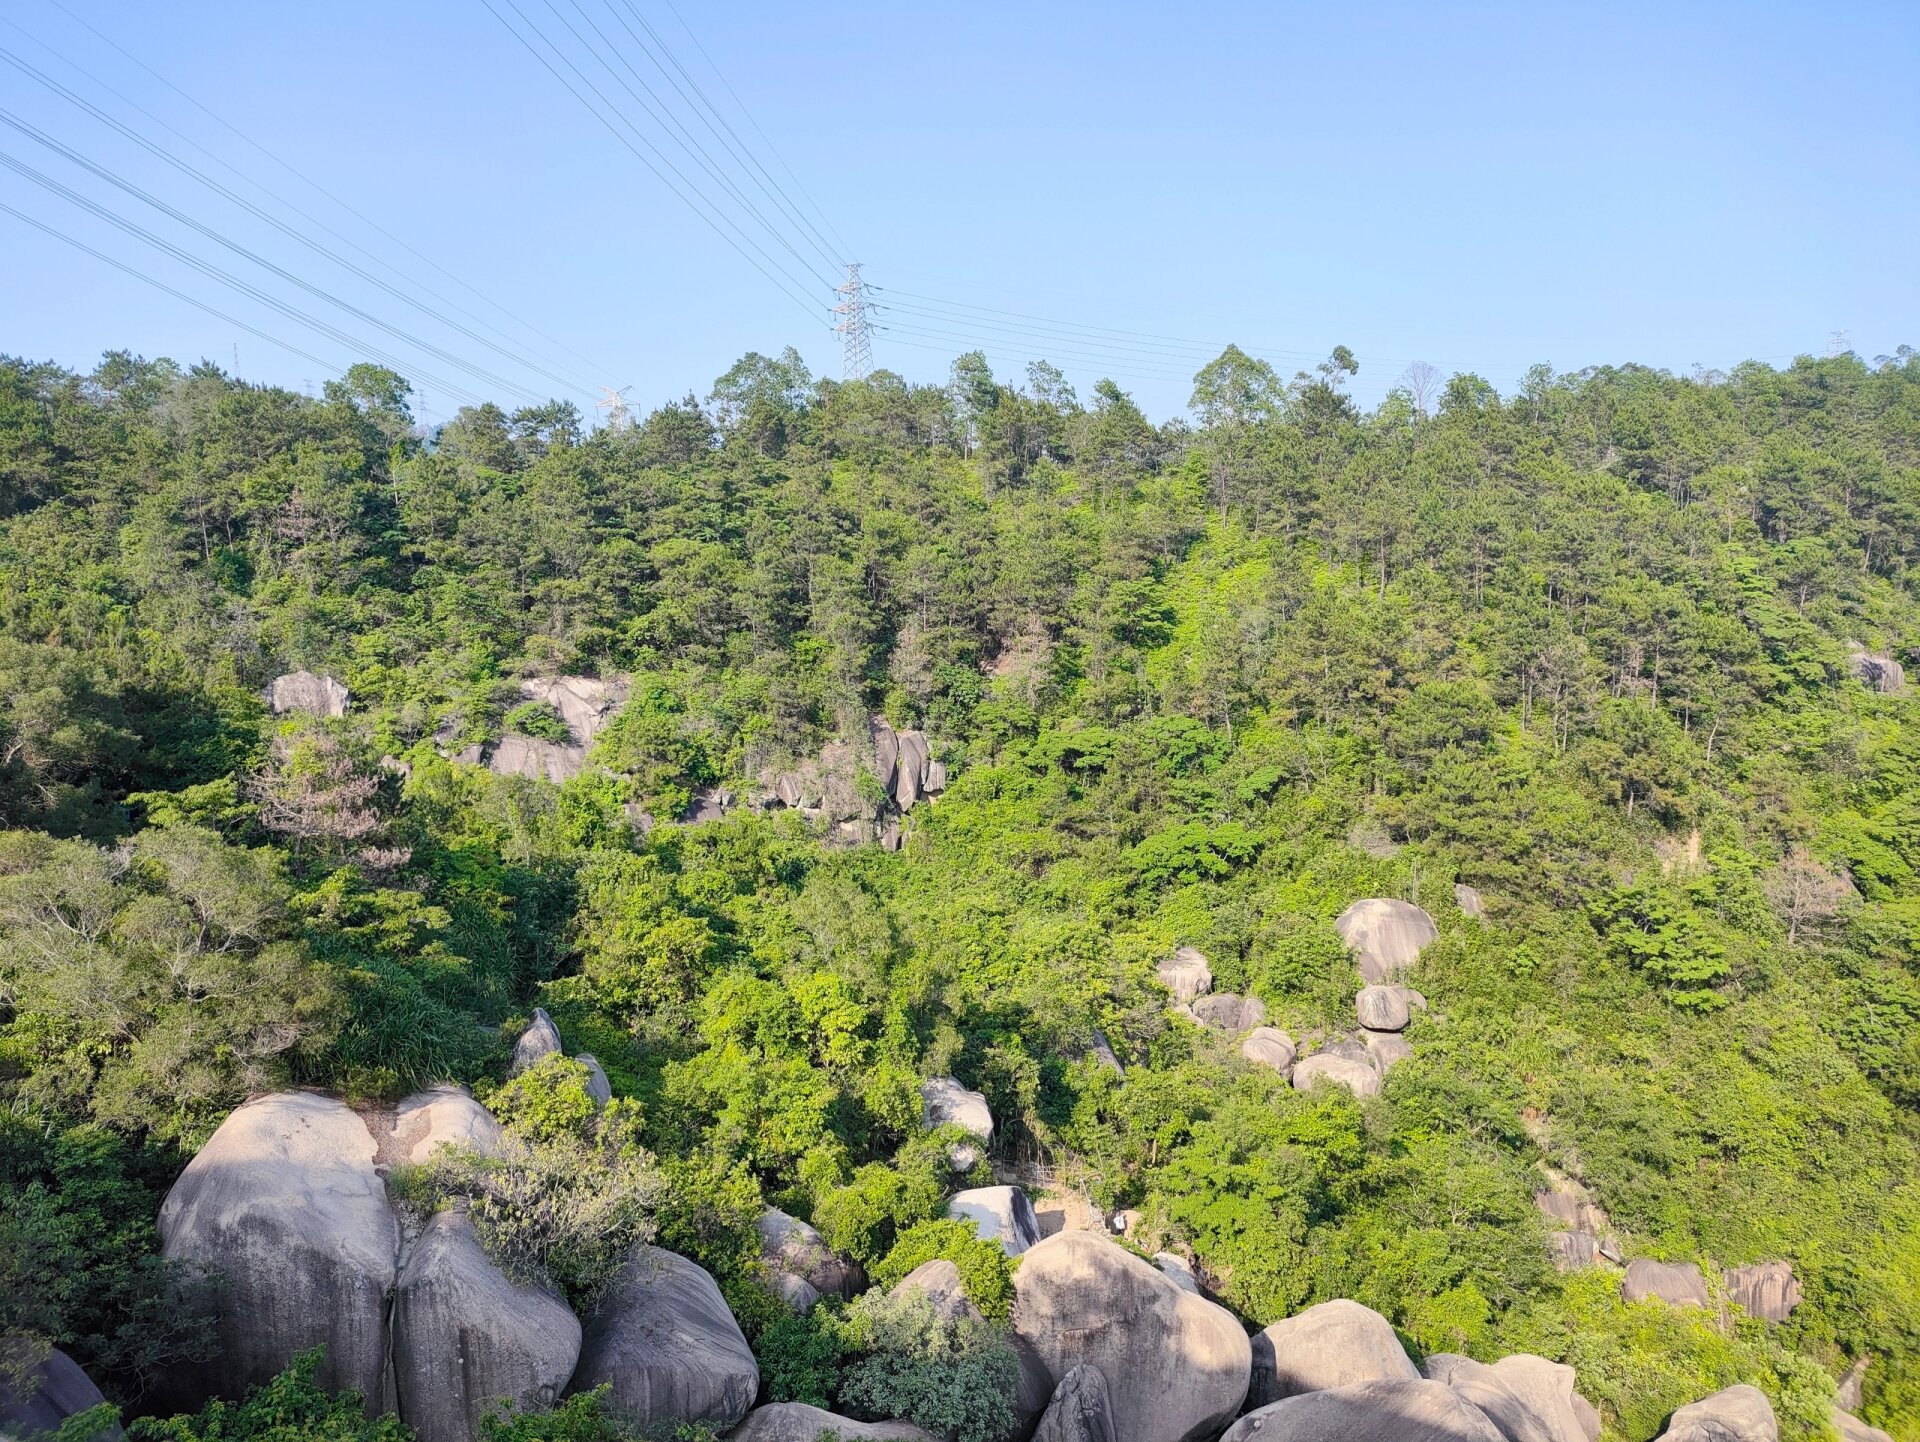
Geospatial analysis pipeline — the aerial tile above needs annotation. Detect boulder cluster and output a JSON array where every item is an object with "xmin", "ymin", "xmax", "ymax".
[
  {"xmin": 449, "ymin": 676, "xmax": 627, "ymax": 787},
  {"xmin": 1158, "ymin": 898, "xmax": 1442, "ymax": 1100},
  {"xmin": 755, "ymin": 715, "xmax": 948, "ymax": 849},
  {"xmin": 22, "ymin": 1034, "xmax": 1891, "ymax": 1442}
]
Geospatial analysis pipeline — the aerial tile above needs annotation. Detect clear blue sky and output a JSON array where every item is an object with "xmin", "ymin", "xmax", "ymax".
[{"xmin": 2, "ymin": 0, "xmax": 1916, "ymax": 422}]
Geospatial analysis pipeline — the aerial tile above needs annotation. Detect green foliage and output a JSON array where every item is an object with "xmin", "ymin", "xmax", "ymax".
[
  {"xmin": 833, "ymin": 1288, "xmax": 1020, "ymax": 1442},
  {"xmin": 503, "ymin": 701, "xmax": 573, "ymax": 745},
  {"xmin": 129, "ymin": 1349, "xmax": 412, "ymax": 1442},
  {"xmin": 1589, "ymin": 884, "xmax": 1731, "ymax": 1011},
  {"xmin": 870, "ymin": 1219, "xmax": 1015, "ymax": 1321}
]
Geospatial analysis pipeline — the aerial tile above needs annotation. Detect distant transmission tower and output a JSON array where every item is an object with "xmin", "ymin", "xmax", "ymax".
[
  {"xmin": 1827, "ymin": 329, "xmax": 1851, "ymax": 358},
  {"xmin": 833, "ymin": 263, "xmax": 873, "ymax": 380},
  {"xmin": 596, "ymin": 385, "xmax": 633, "ymax": 431}
]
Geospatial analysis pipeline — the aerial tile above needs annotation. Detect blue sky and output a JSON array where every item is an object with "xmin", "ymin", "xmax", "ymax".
[{"xmin": 2, "ymin": 0, "xmax": 1915, "ymax": 422}]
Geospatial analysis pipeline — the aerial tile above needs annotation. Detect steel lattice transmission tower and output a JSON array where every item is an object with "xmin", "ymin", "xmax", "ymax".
[{"xmin": 833, "ymin": 262, "xmax": 873, "ymax": 380}]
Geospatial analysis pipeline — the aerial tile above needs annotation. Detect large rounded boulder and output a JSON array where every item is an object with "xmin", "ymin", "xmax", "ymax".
[
  {"xmin": 920, "ymin": 1076, "xmax": 993, "ymax": 1167},
  {"xmin": 1623, "ymin": 1259, "xmax": 1709, "ymax": 1308},
  {"xmin": 1290, "ymin": 1053, "xmax": 1381, "ymax": 1097},
  {"xmin": 380, "ymin": 1084, "xmax": 507, "ymax": 1165},
  {"xmin": 1034, "ymin": 1365, "xmax": 1119, "ymax": 1442},
  {"xmin": 1426, "ymin": 1353, "xmax": 1591, "ymax": 1442},
  {"xmin": 1655, "ymin": 1385, "xmax": 1777, "ymax": 1442},
  {"xmin": 1250, "ymin": 1298, "xmax": 1417, "ymax": 1408},
  {"xmin": 0, "ymin": 1349, "xmax": 118, "ymax": 1442},
  {"xmin": 392, "ymin": 1211, "xmax": 582, "ymax": 1442},
  {"xmin": 757, "ymin": 1208, "xmax": 855, "ymax": 1310},
  {"xmin": 949, "ymin": 1185, "xmax": 1042, "ymax": 1256},
  {"xmin": 1157, "ymin": 947, "xmax": 1213, "ymax": 1003},
  {"xmin": 570, "ymin": 1246, "xmax": 758, "ymax": 1428},
  {"xmin": 730, "ymin": 1403, "xmax": 938, "ymax": 1442},
  {"xmin": 1334, "ymin": 899, "xmax": 1439, "ymax": 984},
  {"xmin": 158, "ymin": 1092, "xmax": 399, "ymax": 1410},
  {"xmin": 1724, "ymin": 1262, "xmax": 1800, "ymax": 1323},
  {"xmin": 1222, "ymin": 1378, "xmax": 1506, "ymax": 1442},
  {"xmin": 1010, "ymin": 1232, "xmax": 1249, "ymax": 1442}
]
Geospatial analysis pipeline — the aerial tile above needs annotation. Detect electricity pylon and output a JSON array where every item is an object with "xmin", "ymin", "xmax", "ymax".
[{"xmin": 833, "ymin": 263, "xmax": 873, "ymax": 380}]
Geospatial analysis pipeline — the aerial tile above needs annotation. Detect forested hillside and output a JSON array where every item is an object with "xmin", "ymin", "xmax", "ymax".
[{"xmin": 3, "ymin": 341, "xmax": 1919, "ymax": 1442}]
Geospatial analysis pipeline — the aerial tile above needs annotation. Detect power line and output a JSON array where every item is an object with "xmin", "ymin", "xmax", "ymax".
[
  {"xmin": 0, "ymin": 198, "xmax": 342, "ymax": 375},
  {"xmin": 655, "ymin": 0, "xmax": 854, "ymax": 262},
  {"xmin": 0, "ymin": 107, "xmax": 547, "ymax": 404},
  {"xmin": 480, "ymin": 0, "xmax": 830, "ymax": 329},
  {"xmin": 0, "ymin": 54, "xmax": 594, "ymax": 401},
  {"xmin": 608, "ymin": 0, "xmax": 847, "ymax": 270},
  {"xmin": 571, "ymin": 0, "xmax": 843, "ymax": 278},
  {"xmin": 0, "ymin": 147, "xmax": 492, "ymax": 406},
  {"xmin": 28, "ymin": 0, "xmax": 614, "ymax": 383}
]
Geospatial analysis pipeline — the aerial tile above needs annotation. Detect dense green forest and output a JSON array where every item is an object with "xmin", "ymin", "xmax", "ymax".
[{"xmin": 3, "ymin": 339, "xmax": 1919, "ymax": 1442}]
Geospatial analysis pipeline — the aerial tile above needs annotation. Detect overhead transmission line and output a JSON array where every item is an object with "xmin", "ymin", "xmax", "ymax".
[
  {"xmin": 28, "ymin": 0, "xmax": 614, "ymax": 387},
  {"xmin": 0, "ymin": 45, "xmax": 595, "ymax": 403},
  {"xmin": 480, "ymin": 0, "xmax": 832, "ymax": 330},
  {"xmin": 0, "ymin": 148, "xmax": 495, "ymax": 407},
  {"xmin": 0, "ymin": 111, "xmax": 548, "ymax": 405}
]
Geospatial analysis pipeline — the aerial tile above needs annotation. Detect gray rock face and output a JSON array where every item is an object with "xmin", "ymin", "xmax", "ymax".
[
  {"xmin": 1724, "ymin": 1262, "xmax": 1800, "ymax": 1323},
  {"xmin": 0, "ymin": 1348, "xmax": 118, "ymax": 1442},
  {"xmin": 1221, "ymin": 1379, "xmax": 1507, "ymax": 1442},
  {"xmin": 757, "ymin": 1209, "xmax": 854, "ymax": 1305},
  {"xmin": 519, "ymin": 676, "xmax": 623, "ymax": 750},
  {"xmin": 487, "ymin": 734, "xmax": 585, "ymax": 785},
  {"xmin": 1089, "ymin": 1031, "xmax": 1125, "ymax": 1076},
  {"xmin": 510, "ymin": 1008, "xmax": 563, "ymax": 1076},
  {"xmin": 921, "ymin": 1076, "xmax": 992, "ymax": 1167},
  {"xmin": 891, "ymin": 1258, "xmax": 981, "ymax": 1325},
  {"xmin": 1836, "ymin": 1356, "xmax": 1869, "ymax": 1412},
  {"xmin": 1154, "ymin": 1253, "xmax": 1201, "ymax": 1294},
  {"xmin": 1455, "ymin": 882, "xmax": 1487, "ymax": 918},
  {"xmin": 1362, "ymin": 1030, "xmax": 1414, "ymax": 1071},
  {"xmin": 1655, "ymin": 1384, "xmax": 1777, "ymax": 1442},
  {"xmin": 895, "ymin": 730, "xmax": 931, "ymax": 809},
  {"xmin": 1623, "ymin": 1259, "xmax": 1709, "ymax": 1309},
  {"xmin": 1549, "ymin": 1232, "xmax": 1601, "ymax": 1271},
  {"xmin": 158, "ymin": 1092, "xmax": 398, "ymax": 1411},
  {"xmin": 570, "ymin": 1246, "xmax": 758, "ymax": 1429},
  {"xmin": 1487, "ymin": 1355, "xmax": 1590, "ymax": 1442},
  {"xmin": 1849, "ymin": 650, "xmax": 1907, "ymax": 695},
  {"xmin": 1424, "ymin": 1354, "xmax": 1559, "ymax": 1442},
  {"xmin": 1334, "ymin": 899, "xmax": 1440, "ymax": 984},
  {"xmin": 1250, "ymin": 1298, "xmax": 1418, "ymax": 1409},
  {"xmin": 392, "ymin": 1211, "xmax": 581, "ymax": 1442},
  {"xmin": 1157, "ymin": 947, "xmax": 1214, "ymax": 1003},
  {"xmin": 949, "ymin": 1185, "xmax": 1042, "ymax": 1256},
  {"xmin": 1834, "ymin": 1409, "xmax": 1893, "ymax": 1442},
  {"xmin": 1034, "ymin": 1365, "xmax": 1120, "ymax": 1442},
  {"xmin": 1191, "ymin": 992, "xmax": 1266, "ymax": 1033},
  {"xmin": 1573, "ymin": 1394, "xmax": 1603, "ymax": 1442},
  {"xmin": 1011, "ymin": 1232, "xmax": 1250, "ymax": 1442},
  {"xmin": 383, "ymin": 1085, "xmax": 507, "ymax": 1166},
  {"xmin": 265, "ymin": 670, "xmax": 349, "ymax": 717},
  {"xmin": 576, "ymin": 1055, "xmax": 613, "ymax": 1107},
  {"xmin": 1355, "ymin": 985, "xmax": 1410, "ymax": 1032},
  {"xmin": 729, "ymin": 1403, "xmax": 939, "ymax": 1442},
  {"xmin": 1291, "ymin": 1053, "xmax": 1382, "ymax": 1097},
  {"xmin": 1241, "ymin": 1026, "xmax": 1297, "ymax": 1072}
]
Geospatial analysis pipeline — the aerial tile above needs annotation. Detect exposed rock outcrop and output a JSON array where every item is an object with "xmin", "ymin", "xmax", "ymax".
[
  {"xmin": 1249, "ymin": 1298, "xmax": 1418, "ymax": 1409},
  {"xmin": 1355, "ymin": 985, "xmax": 1410, "ymax": 1032},
  {"xmin": 921, "ymin": 1076, "xmax": 993, "ymax": 1167},
  {"xmin": 1848, "ymin": 648, "xmax": 1907, "ymax": 695},
  {"xmin": 1623, "ymin": 1259, "xmax": 1709, "ymax": 1309},
  {"xmin": 1424, "ymin": 1354, "xmax": 1562, "ymax": 1442},
  {"xmin": 570, "ymin": 1246, "xmax": 758, "ymax": 1429},
  {"xmin": 380, "ymin": 1084, "xmax": 507, "ymax": 1166},
  {"xmin": 1011, "ymin": 1232, "xmax": 1250, "ymax": 1442},
  {"xmin": 891, "ymin": 1258, "xmax": 981, "ymax": 1324},
  {"xmin": 729, "ymin": 1403, "xmax": 939, "ymax": 1442},
  {"xmin": 265, "ymin": 670, "xmax": 350, "ymax": 717},
  {"xmin": 1154, "ymin": 1253, "xmax": 1201, "ymax": 1294},
  {"xmin": 949, "ymin": 1185, "xmax": 1042, "ymax": 1256},
  {"xmin": 1291, "ymin": 1053, "xmax": 1381, "ymax": 1097},
  {"xmin": 0, "ymin": 1349, "xmax": 118, "ymax": 1442},
  {"xmin": 1362, "ymin": 1029, "xmax": 1413, "ymax": 1071},
  {"xmin": 158, "ymin": 1092, "xmax": 399, "ymax": 1411},
  {"xmin": 1455, "ymin": 882, "xmax": 1487, "ymax": 918},
  {"xmin": 577, "ymin": 1055, "xmax": 613, "ymax": 1107},
  {"xmin": 757, "ymin": 1209, "xmax": 854, "ymax": 1310},
  {"xmin": 1157, "ymin": 947, "xmax": 1213, "ymax": 1003},
  {"xmin": 1191, "ymin": 992, "xmax": 1266, "ymax": 1033},
  {"xmin": 1486, "ymin": 1355, "xmax": 1591, "ymax": 1442},
  {"xmin": 1834, "ymin": 1409, "xmax": 1894, "ymax": 1442},
  {"xmin": 1724, "ymin": 1262, "xmax": 1800, "ymax": 1323},
  {"xmin": 470, "ymin": 676, "xmax": 626, "ymax": 785},
  {"xmin": 1241, "ymin": 1026, "xmax": 1297, "ymax": 1073},
  {"xmin": 1335, "ymin": 899, "xmax": 1440, "ymax": 984},
  {"xmin": 392, "ymin": 1211, "xmax": 581, "ymax": 1442},
  {"xmin": 510, "ymin": 1008, "xmax": 563, "ymax": 1075},
  {"xmin": 1221, "ymin": 1379, "xmax": 1507, "ymax": 1442},
  {"xmin": 1034, "ymin": 1365, "xmax": 1120, "ymax": 1442},
  {"xmin": 1654, "ymin": 1384, "xmax": 1776, "ymax": 1442}
]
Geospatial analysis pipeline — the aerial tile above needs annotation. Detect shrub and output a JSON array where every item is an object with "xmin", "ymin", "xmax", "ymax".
[
  {"xmin": 834, "ymin": 1288, "xmax": 1018, "ymax": 1442},
  {"xmin": 870, "ymin": 1219, "xmax": 1014, "ymax": 1321}
]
